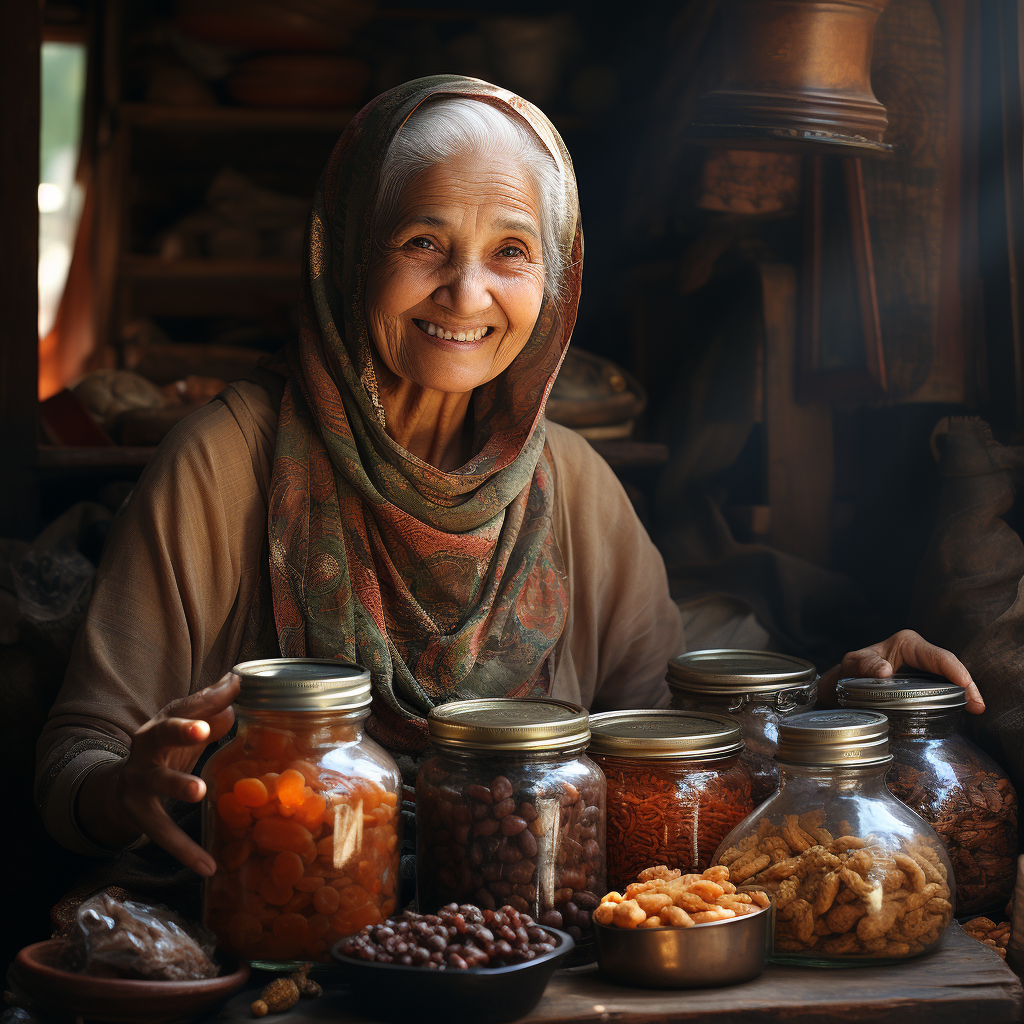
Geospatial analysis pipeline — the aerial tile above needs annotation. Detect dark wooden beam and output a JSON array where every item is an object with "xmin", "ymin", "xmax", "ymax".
[{"xmin": 0, "ymin": 1, "xmax": 40, "ymax": 538}]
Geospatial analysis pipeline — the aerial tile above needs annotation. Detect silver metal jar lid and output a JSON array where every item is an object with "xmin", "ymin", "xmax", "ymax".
[
  {"xmin": 233, "ymin": 658, "xmax": 372, "ymax": 712},
  {"xmin": 667, "ymin": 649, "xmax": 818, "ymax": 697},
  {"xmin": 776, "ymin": 709, "xmax": 890, "ymax": 766},
  {"xmin": 588, "ymin": 709, "xmax": 743, "ymax": 759},
  {"xmin": 836, "ymin": 676, "xmax": 967, "ymax": 711},
  {"xmin": 427, "ymin": 698, "xmax": 590, "ymax": 753}
]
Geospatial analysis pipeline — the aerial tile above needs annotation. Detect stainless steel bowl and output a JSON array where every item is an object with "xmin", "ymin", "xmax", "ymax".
[{"xmin": 593, "ymin": 905, "xmax": 774, "ymax": 988}]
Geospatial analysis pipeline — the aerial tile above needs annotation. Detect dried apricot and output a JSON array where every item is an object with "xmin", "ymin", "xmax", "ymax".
[
  {"xmin": 271, "ymin": 851, "xmax": 305, "ymax": 888},
  {"xmin": 217, "ymin": 792, "xmax": 252, "ymax": 830},
  {"xmin": 234, "ymin": 777, "xmax": 269, "ymax": 808},
  {"xmin": 253, "ymin": 817, "xmax": 314, "ymax": 855},
  {"xmin": 313, "ymin": 886, "xmax": 340, "ymax": 915},
  {"xmin": 276, "ymin": 770, "xmax": 307, "ymax": 808}
]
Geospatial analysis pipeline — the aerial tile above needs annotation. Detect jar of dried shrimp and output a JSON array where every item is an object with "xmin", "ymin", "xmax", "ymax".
[
  {"xmin": 587, "ymin": 709, "xmax": 754, "ymax": 892},
  {"xmin": 201, "ymin": 659, "xmax": 401, "ymax": 968}
]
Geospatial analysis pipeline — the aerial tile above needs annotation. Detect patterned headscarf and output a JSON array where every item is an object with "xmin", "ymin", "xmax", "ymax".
[{"xmin": 263, "ymin": 76, "xmax": 583, "ymax": 753}]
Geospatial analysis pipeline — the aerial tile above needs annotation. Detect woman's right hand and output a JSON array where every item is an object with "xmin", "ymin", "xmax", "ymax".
[{"xmin": 78, "ymin": 672, "xmax": 240, "ymax": 876}]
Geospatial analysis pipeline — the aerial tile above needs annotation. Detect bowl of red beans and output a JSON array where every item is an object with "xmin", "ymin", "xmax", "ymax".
[{"xmin": 331, "ymin": 903, "xmax": 573, "ymax": 1024}]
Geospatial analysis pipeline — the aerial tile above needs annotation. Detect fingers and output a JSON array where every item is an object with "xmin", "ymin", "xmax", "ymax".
[
  {"xmin": 888, "ymin": 631, "xmax": 986, "ymax": 714},
  {"xmin": 839, "ymin": 630, "xmax": 986, "ymax": 714},
  {"xmin": 171, "ymin": 672, "xmax": 241, "ymax": 720},
  {"xmin": 139, "ymin": 764, "xmax": 207, "ymax": 804},
  {"xmin": 128, "ymin": 795, "xmax": 217, "ymax": 876},
  {"xmin": 135, "ymin": 716, "xmax": 212, "ymax": 755}
]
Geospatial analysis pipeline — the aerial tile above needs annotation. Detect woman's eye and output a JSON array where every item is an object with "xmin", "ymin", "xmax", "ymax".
[
  {"xmin": 409, "ymin": 237, "xmax": 434, "ymax": 250},
  {"xmin": 499, "ymin": 244, "xmax": 525, "ymax": 258}
]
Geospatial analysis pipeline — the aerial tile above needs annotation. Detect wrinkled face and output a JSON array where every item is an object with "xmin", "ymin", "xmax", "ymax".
[{"xmin": 365, "ymin": 150, "xmax": 547, "ymax": 395}]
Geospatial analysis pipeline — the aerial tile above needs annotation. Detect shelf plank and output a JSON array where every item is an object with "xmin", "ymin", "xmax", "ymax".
[{"xmin": 119, "ymin": 103, "xmax": 356, "ymax": 132}]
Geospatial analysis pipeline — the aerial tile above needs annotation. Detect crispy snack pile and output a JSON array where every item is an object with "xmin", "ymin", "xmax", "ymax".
[
  {"xmin": 963, "ymin": 917, "xmax": 1010, "ymax": 959},
  {"xmin": 593, "ymin": 864, "xmax": 770, "ymax": 929},
  {"xmin": 717, "ymin": 812, "xmax": 953, "ymax": 957}
]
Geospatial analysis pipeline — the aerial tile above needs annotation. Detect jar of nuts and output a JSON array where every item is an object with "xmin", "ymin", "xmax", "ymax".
[
  {"xmin": 838, "ymin": 676, "xmax": 1018, "ymax": 915},
  {"xmin": 713, "ymin": 709, "xmax": 955, "ymax": 964},
  {"xmin": 201, "ymin": 659, "xmax": 402, "ymax": 968},
  {"xmin": 415, "ymin": 698, "xmax": 606, "ymax": 953},
  {"xmin": 667, "ymin": 650, "xmax": 818, "ymax": 805},
  {"xmin": 587, "ymin": 710, "xmax": 754, "ymax": 892}
]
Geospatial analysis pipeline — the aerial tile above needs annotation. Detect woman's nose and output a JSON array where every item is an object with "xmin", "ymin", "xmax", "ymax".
[{"xmin": 433, "ymin": 262, "xmax": 492, "ymax": 316}]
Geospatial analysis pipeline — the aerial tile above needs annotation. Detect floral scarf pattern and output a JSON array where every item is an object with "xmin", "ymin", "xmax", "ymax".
[{"xmin": 264, "ymin": 76, "xmax": 583, "ymax": 753}]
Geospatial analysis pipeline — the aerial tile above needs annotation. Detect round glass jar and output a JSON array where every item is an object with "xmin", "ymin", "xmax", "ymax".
[
  {"xmin": 838, "ymin": 676, "xmax": 1018, "ymax": 915},
  {"xmin": 713, "ymin": 709, "xmax": 955, "ymax": 965},
  {"xmin": 201, "ymin": 659, "xmax": 402, "ymax": 967},
  {"xmin": 415, "ymin": 698, "xmax": 606, "ymax": 945},
  {"xmin": 588, "ymin": 709, "xmax": 754, "ymax": 892},
  {"xmin": 667, "ymin": 649, "xmax": 818, "ymax": 805}
]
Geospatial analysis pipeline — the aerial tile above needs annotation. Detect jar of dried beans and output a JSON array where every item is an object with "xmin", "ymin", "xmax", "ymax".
[
  {"xmin": 667, "ymin": 649, "xmax": 818, "ymax": 805},
  {"xmin": 837, "ymin": 675, "xmax": 1018, "ymax": 915},
  {"xmin": 201, "ymin": 659, "xmax": 402, "ymax": 968},
  {"xmin": 415, "ymin": 698, "xmax": 606, "ymax": 953},
  {"xmin": 587, "ymin": 710, "xmax": 754, "ymax": 892},
  {"xmin": 713, "ymin": 710, "xmax": 955, "ymax": 964}
]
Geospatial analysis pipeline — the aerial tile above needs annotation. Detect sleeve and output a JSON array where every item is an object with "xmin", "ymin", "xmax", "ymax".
[
  {"xmin": 546, "ymin": 423, "xmax": 684, "ymax": 712},
  {"xmin": 34, "ymin": 397, "xmax": 268, "ymax": 855}
]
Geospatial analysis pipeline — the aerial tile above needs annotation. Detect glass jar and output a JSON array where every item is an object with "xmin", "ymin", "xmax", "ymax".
[
  {"xmin": 202, "ymin": 659, "xmax": 402, "ymax": 967},
  {"xmin": 416, "ymin": 698, "xmax": 606, "ymax": 947},
  {"xmin": 838, "ymin": 676, "xmax": 1018, "ymax": 915},
  {"xmin": 713, "ymin": 710, "xmax": 954, "ymax": 965},
  {"xmin": 667, "ymin": 649, "xmax": 818, "ymax": 805},
  {"xmin": 587, "ymin": 710, "xmax": 754, "ymax": 892}
]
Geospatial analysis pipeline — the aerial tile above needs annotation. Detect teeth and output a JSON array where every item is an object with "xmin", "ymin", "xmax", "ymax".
[
  {"xmin": 444, "ymin": 331, "xmax": 453, "ymax": 340},
  {"xmin": 427, "ymin": 323, "xmax": 436, "ymax": 336},
  {"xmin": 457, "ymin": 332, "xmax": 466, "ymax": 341},
  {"xmin": 416, "ymin": 319, "xmax": 490, "ymax": 342}
]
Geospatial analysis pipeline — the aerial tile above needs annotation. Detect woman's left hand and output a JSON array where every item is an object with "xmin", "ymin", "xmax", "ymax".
[{"xmin": 819, "ymin": 629, "xmax": 985, "ymax": 714}]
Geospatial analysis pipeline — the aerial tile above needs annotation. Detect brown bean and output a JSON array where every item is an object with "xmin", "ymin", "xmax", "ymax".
[
  {"xmin": 466, "ymin": 785, "xmax": 493, "ymax": 804},
  {"xmin": 519, "ymin": 802, "xmax": 538, "ymax": 822},
  {"xmin": 489, "ymin": 881, "xmax": 513, "ymax": 897},
  {"xmin": 491, "ymin": 777, "xmax": 513, "ymax": 801},
  {"xmin": 517, "ymin": 830, "xmax": 538, "ymax": 857},
  {"xmin": 496, "ymin": 839, "xmax": 522, "ymax": 864},
  {"xmin": 539, "ymin": 910, "xmax": 562, "ymax": 928},
  {"xmin": 474, "ymin": 818, "xmax": 498, "ymax": 837},
  {"xmin": 554, "ymin": 888, "xmax": 574, "ymax": 905},
  {"xmin": 501, "ymin": 815, "xmax": 527, "ymax": 836},
  {"xmin": 506, "ymin": 861, "xmax": 536, "ymax": 884},
  {"xmin": 492, "ymin": 798, "xmax": 515, "ymax": 819},
  {"xmin": 574, "ymin": 890, "xmax": 600, "ymax": 911}
]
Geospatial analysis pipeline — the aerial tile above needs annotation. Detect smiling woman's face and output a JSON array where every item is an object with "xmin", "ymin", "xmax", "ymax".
[{"xmin": 365, "ymin": 149, "xmax": 547, "ymax": 396}]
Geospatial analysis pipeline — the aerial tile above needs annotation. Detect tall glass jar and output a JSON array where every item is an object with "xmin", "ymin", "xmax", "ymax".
[
  {"xmin": 416, "ymin": 698, "xmax": 606, "ymax": 948},
  {"xmin": 667, "ymin": 649, "xmax": 818, "ymax": 805},
  {"xmin": 713, "ymin": 710, "xmax": 954, "ymax": 965},
  {"xmin": 588, "ymin": 710, "xmax": 754, "ymax": 891},
  {"xmin": 838, "ymin": 676, "xmax": 1018, "ymax": 915},
  {"xmin": 202, "ymin": 659, "xmax": 402, "ymax": 967}
]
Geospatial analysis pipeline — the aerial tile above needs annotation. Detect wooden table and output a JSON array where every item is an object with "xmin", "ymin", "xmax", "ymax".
[{"xmin": 210, "ymin": 922, "xmax": 1022, "ymax": 1024}]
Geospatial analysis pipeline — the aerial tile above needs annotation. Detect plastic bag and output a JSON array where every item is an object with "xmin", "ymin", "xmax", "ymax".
[{"xmin": 71, "ymin": 893, "xmax": 219, "ymax": 981}]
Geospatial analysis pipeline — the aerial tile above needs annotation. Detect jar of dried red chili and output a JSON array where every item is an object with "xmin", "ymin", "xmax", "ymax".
[
  {"xmin": 838, "ymin": 675, "xmax": 1018, "ymax": 915},
  {"xmin": 201, "ymin": 659, "xmax": 401, "ymax": 968},
  {"xmin": 588, "ymin": 709, "xmax": 754, "ymax": 892},
  {"xmin": 415, "ymin": 698, "xmax": 606, "ymax": 947},
  {"xmin": 667, "ymin": 650, "xmax": 818, "ymax": 805}
]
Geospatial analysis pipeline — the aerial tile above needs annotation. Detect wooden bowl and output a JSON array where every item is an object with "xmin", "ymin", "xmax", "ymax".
[{"xmin": 11, "ymin": 939, "xmax": 250, "ymax": 1023}]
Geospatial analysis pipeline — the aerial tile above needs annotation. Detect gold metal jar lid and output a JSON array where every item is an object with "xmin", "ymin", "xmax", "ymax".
[
  {"xmin": 427, "ymin": 698, "xmax": 590, "ymax": 753},
  {"xmin": 837, "ymin": 676, "xmax": 967, "ymax": 712},
  {"xmin": 776, "ymin": 709, "xmax": 889, "ymax": 766},
  {"xmin": 667, "ymin": 649, "xmax": 818, "ymax": 697},
  {"xmin": 233, "ymin": 658, "xmax": 371, "ymax": 712},
  {"xmin": 588, "ymin": 709, "xmax": 743, "ymax": 759}
]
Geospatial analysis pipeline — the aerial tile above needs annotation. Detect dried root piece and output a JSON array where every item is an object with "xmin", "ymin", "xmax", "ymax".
[{"xmin": 252, "ymin": 978, "xmax": 300, "ymax": 1017}]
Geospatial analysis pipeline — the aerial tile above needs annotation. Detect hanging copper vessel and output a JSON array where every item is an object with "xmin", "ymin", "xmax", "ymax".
[{"xmin": 690, "ymin": 0, "xmax": 893, "ymax": 153}]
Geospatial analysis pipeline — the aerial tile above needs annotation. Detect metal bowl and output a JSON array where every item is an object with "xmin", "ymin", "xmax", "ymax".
[{"xmin": 593, "ymin": 905, "xmax": 774, "ymax": 989}]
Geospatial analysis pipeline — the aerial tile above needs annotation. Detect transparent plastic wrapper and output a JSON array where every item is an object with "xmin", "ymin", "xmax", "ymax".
[{"xmin": 69, "ymin": 893, "xmax": 219, "ymax": 981}]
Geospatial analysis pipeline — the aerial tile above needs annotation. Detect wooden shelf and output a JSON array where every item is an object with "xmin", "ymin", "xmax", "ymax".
[{"xmin": 119, "ymin": 103, "xmax": 357, "ymax": 132}]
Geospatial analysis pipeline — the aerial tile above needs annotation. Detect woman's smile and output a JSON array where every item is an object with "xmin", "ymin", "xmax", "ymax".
[{"xmin": 411, "ymin": 317, "xmax": 495, "ymax": 343}]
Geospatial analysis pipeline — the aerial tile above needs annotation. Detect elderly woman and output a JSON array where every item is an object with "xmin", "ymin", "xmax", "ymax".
[{"xmin": 36, "ymin": 77, "xmax": 983, "ymax": 888}]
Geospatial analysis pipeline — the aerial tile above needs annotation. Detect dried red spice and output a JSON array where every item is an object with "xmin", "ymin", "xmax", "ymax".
[{"xmin": 592, "ymin": 755, "xmax": 754, "ymax": 892}]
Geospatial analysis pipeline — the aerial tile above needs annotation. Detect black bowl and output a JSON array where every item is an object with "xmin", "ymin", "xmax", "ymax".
[{"xmin": 329, "ymin": 927, "xmax": 574, "ymax": 1024}]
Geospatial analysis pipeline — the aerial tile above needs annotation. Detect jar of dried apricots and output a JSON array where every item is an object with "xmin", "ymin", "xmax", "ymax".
[
  {"xmin": 201, "ymin": 659, "xmax": 401, "ymax": 968},
  {"xmin": 667, "ymin": 650, "xmax": 818, "ymax": 805},
  {"xmin": 588, "ymin": 710, "xmax": 754, "ymax": 892}
]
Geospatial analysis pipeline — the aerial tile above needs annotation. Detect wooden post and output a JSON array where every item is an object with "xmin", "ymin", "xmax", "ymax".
[
  {"xmin": 0, "ymin": 1, "xmax": 40, "ymax": 538},
  {"xmin": 761, "ymin": 263, "xmax": 835, "ymax": 567}
]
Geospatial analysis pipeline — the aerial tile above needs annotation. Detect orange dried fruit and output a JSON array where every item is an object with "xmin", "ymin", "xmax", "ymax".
[
  {"xmin": 217, "ymin": 792, "xmax": 252, "ymax": 830},
  {"xmin": 271, "ymin": 851, "xmax": 305, "ymax": 889},
  {"xmin": 276, "ymin": 770, "xmax": 307, "ymax": 808},
  {"xmin": 234, "ymin": 777, "xmax": 269, "ymax": 808},
  {"xmin": 313, "ymin": 886, "xmax": 340, "ymax": 915}
]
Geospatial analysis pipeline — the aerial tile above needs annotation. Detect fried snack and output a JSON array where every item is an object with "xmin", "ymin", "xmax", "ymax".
[
  {"xmin": 963, "ymin": 916, "xmax": 1011, "ymax": 959},
  {"xmin": 713, "ymin": 818, "xmax": 953, "ymax": 958},
  {"xmin": 596, "ymin": 865, "xmax": 768, "ymax": 929}
]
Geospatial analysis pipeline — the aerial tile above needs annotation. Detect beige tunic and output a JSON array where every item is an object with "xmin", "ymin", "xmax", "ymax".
[{"xmin": 35, "ymin": 381, "xmax": 684, "ymax": 855}]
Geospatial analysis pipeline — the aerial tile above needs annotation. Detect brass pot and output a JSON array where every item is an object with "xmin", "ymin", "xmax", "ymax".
[{"xmin": 691, "ymin": 0, "xmax": 892, "ymax": 153}]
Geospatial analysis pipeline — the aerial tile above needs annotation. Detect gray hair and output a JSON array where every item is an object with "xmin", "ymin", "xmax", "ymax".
[{"xmin": 372, "ymin": 97, "xmax": 569, "ymax": 300}]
